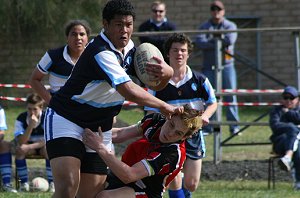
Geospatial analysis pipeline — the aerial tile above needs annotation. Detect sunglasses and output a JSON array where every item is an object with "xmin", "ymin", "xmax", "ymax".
[
  {"xmin": 283, "ymin": 95, "xmax": 296, "ymax": 100},
  {"xmin": 152, "ymin": 9, "xmax": 164, "ymax": 13},
  {"xmin": 210, "ymin": 6, "xmax": 222, "ymax": 12}
]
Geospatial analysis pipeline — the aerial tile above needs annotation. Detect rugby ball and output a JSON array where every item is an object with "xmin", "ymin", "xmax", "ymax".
[
  {"xmin": 32, "ymin": 177, "xmax": 49, "ymax": 192},
  {"xmin": 134, "ymin": 43, "xmax": 163, "ymax": 87}
]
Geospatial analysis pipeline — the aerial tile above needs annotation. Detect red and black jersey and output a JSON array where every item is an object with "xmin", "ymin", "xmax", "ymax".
[{"xmin": 120, "ymin": 113, "xmax": 186, "ymax": 197}]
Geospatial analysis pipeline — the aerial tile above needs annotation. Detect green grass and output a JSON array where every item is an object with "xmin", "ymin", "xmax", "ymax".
[{"xmin": 2, "ymin": 106, "xmax": 298, "ymax": 197}]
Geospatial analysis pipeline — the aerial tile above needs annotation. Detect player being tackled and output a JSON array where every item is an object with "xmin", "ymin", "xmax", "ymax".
[{"xmin": 82, "ymin": 104, "xmax": 202, "ymax": 198}]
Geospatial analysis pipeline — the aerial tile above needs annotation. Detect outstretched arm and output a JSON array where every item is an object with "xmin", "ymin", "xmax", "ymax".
[
  {"xmin": 112, "ymin": 123, "xmax": 142, "ymax": 143},
  {"xmin": 117, "ymin": 81, "xmax": 183, "ymax": 119}
]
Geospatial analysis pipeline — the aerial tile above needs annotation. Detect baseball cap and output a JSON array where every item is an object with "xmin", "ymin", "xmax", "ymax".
[
  {"xmin": 283, "ymin": 86, "xmax": 299, "ymax": 97},
  {"xmin": 210, "ymin": 1, "xmax": 225, "ymax": 10}
]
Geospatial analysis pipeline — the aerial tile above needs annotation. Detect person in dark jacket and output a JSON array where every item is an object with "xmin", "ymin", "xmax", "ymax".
[
  {"xmin": 269, "ymin": 86, "xmax": 300, "ymax": 190},
  {"xmin": 138, "ymin": 1, "xmax": 176, "ymax": 59}
]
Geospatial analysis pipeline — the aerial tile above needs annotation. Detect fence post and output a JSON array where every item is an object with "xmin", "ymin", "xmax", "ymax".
[
  {"xmin": 293, "ymin": 31, "xmax": 300, "ymax": 90},
  {"xmin": 213, "ymin": 38, "xmax": 223, "ymax": 164}
]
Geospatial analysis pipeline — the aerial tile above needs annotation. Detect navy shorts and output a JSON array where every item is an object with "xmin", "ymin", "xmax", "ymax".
[
  {"xmin": 46, "ymin": 137, "xmax": 108, "ymax": 174},
  {"xmin": 185, "ymin": 130, "xmax": 206, "ymax": 160}
]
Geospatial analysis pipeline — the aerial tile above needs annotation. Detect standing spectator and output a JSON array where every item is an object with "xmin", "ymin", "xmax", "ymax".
[
  {"xmin": 145, "ymin": 33, "xmax": 217, "ymax": 198},
  {"xmin": 0, "ymin": 105, "xmax": 17, "ymax": 193},
  {"xmin": 82, "ymin": 104, "xmax": 202, "ymax": 198},
  {"xmin": 13, "ymin": 93, "xmax": 54, "ymax": 192},
  {"xmin": 44, "ymin": 0, "xmax": 180, "ymax": 197},
  {"xmin": 195, "ymin": 0, "xmax": 239, "ymax": 135},
  {"xmin": 29, "ymin": 19, "xmax": 91, "ymax": 104},
  {"xmin": 269, "ymin": 86, "xmax": 300, "ymax": 190},
  {"xmin": 138, "ymin": 1, "xmax": 176, "ymax": 59}
]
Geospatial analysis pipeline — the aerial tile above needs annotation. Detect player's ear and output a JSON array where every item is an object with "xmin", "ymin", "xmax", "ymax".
[{"xmin": 103, "ymin": 19, "xmax": 108, "ymax": 29}]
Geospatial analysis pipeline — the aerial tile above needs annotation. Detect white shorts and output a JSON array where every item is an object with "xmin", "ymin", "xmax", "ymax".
[{"xmin": 44, "ymin": 107, "xmax": 112, "ymax": 152}]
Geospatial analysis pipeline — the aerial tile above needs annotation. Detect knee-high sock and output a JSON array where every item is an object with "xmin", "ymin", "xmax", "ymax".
[
  {"xmin": 15, "ymin": 159, "xmax": 28, "ymax": 183},
  {"xmin": 182, "ymin": 178, "xmax": 192, "ymax": 198},
  {"xmin": 0, "ymin": 153, "xmax": 12, "ymax": 185},
  {"xmin": 168, "ymin": 189, "xmax": 185, "ymax": 198}
]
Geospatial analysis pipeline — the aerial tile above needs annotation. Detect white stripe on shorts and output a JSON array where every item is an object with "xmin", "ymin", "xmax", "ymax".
[{"xmin": 44, "ymin": 107, "xmax": 112, "ymax": 152}]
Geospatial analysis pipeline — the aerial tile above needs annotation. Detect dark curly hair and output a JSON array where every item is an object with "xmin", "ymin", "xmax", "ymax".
[
  {"xmin": 102, "ymin": 0, "xmax": 136, "ymax": 22},
  {"xmin": 164, "ymin": 33, "xmax": 194, "ymax": 56},
  {"xmin": 64, "ymin": 19, "xmax": 91, "ymax": 37}
]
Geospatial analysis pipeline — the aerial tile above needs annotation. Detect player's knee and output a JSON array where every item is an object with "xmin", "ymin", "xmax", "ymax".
[{"xmin": 184, "ymin": 179, "xmax": 199, "ymax": 192}]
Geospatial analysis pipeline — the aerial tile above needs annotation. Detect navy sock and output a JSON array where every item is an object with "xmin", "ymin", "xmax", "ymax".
[
  {"xmin": 0, "ymin": 152, "xmax": 12, "ymax": 184},
  {"xmin": 168, "ymin": 189, "xmax": 185, "ymax": 198}
]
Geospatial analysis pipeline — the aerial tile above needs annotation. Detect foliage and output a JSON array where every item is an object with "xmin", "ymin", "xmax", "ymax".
[{"xmin": 0, "ymin": 0, "xmax": 104, "ymax": 40}]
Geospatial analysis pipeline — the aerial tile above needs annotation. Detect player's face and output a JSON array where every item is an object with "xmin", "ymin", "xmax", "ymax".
[
  {"xmin": 151, "ymin": 4, "xmax": 166, "ymax": 23},
  {"xmin": 168, "ymin": 42, "xmax": 189, "ymax": 68},
  {"xmin": 27, "ymin": 103, "xmax": 42, "ymax": 117},
  {"xmin": 159, "ymin": 115, "xmax": 189, "ymax": 143},
  {"xmin": 103, "ymin": 15, "xmax": 134, "ymax": 52},
  {"xmin": 67, "ymin": 25, "xmax": 89, "ymax": 54},
  {"xmin": 282, "ymin": 94, "xmax": 299, "ymax": 109}
]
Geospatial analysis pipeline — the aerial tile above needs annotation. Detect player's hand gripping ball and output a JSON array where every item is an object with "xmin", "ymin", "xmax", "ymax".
[
  {"xmin": 32, "ymin": 177, "xmax": 49, "ymax": 192},
  {"xmin": 134, "ymin": 43, "xmax": 164, "ymax": 87}
]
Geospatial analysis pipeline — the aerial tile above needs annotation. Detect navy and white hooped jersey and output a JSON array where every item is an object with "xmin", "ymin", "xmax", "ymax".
[
  {"xmin": 0, "ymin": 106, "xmax": 7, "ymax": 131},
  {"xmin": 37, "ymin": 45, "xmax": 75, "ymax": 93},
  {"xmin": 49, "ymin": 29, "xmax": 136, "ymax": 132},
  {"xmin": 14, "ymin": 111, "xmax": 45, "ymax": 142},
  {"xmin": 144, "ymin": 66, "xmax": 216, "ymax": 112}
]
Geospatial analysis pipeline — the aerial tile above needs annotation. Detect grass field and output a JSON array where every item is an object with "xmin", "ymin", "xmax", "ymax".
[{"xmin": 1, "ymin": 105, "xmax": 299, "ymax": 197}]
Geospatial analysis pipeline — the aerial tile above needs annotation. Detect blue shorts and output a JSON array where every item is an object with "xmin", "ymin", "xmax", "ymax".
[{"xmin": 185, "ymin": 130, "xmax": 206, "ymax": 160}]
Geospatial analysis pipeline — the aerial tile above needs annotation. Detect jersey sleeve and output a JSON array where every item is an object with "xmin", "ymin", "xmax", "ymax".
[
  {"xmin": 14, "ymin": 119, "xmax": 25, "ymax": 138},
  {"xmin": 94, "ymin": 50, "xmax": 131, "ymax": 89},
  {"xmin": 37, "ymin": 52, "xmax": 52, "ymax": 74}
]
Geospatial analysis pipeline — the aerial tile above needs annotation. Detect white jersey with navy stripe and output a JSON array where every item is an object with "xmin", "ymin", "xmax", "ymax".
[
  {"xmin": 49, "ymin": 29, "xmax": 135, "ymax": 131},
  {"xmin": 37, "ymin": 45, "xmax": 76, "ymax": 93},
  {"xmin": 144, "ymin": 66, "xmax": 216, "ymax": 112}
]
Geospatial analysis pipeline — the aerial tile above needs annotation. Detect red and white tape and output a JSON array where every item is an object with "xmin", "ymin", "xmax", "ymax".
[
  {"xmin": 0, "ymin": 84, "xmax": 50, "ymax": 89},
  {"xmin": 221, "ymin": 102, "xmax": 280, "ymax": 106},
  {"xmin": 0, "ymin": 83, "xmax": 283, "ymax": 106},
  {"xmin": 0, "ymin": 96, "xmax": 26, "ymax": 102},
  {"xmin": 222, "ymin": 89, "xmax": 283, "ymax": 93},
  {"xmin": 0, "ymin": 84, "xmax": 285, "ymax": 93}
]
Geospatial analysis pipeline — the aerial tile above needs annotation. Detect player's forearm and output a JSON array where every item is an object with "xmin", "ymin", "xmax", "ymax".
[
  {"xmin": 118, "ymin": 82, "xmax": 168, "ymax": 109},
  {"xmin": 203, "ymin": 102, "xmax": 218, "ymax": 119},
  {"xmin": 112, "ymin": 125, "xmax": 140, "ymax": 143},
  {"xmin": 17, "ymin": 128, "xmax": 33, "ymax": 144},
  {"xmin": 96, "ymin": 144, "xmax": 138, "ymax": 184},
  {"xmin": 29, "ymin": 81, "xmax": 51, "ymax": 104}
]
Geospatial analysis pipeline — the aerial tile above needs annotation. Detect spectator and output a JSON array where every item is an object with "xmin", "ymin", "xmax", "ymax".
[
  {"xmin": 0, "ymin": 105, "xmax": 17, "ymax": 193},
  {"xmin": 195, "ymin": 0, "xmax": 239, "ymax": 135},
  {"xmin": 138, "ymin": 1, "xmax": 176, "ymax": 59},
  {"xmin": 43, "ymin": 0, "xmax": 180, "ymax": 197},
  {"xmin": 82, "ymin": 104, "xmax": 202, "ymax": 198},
  {"xmin": 13, "ymin": 93, "xmax": 54, "ymax": 192},
  {"xmin": 269, "ymin": 86, "xmax": 300, "ymax": 190},
  {"xmin": 144, "ymin": 33, "xmax": 217, "ymax": 198},
  {"xmin": 29, "ymin": 19, "xmax": 91, "ymax": 104}
]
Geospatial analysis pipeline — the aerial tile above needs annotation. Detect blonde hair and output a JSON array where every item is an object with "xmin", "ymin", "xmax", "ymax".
[{"xmin": 181, "ymin": 104, "xmax": 203, "ymax": 137}]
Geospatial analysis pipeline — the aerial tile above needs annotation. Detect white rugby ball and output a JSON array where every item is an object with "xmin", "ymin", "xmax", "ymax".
[
  {"xmin": 32, "ymin": 177, "xmax": 49, "ymax": 192},
  {"xmin": 134, "ymin": 43, "xmax": 163, "ymax": 87}
]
